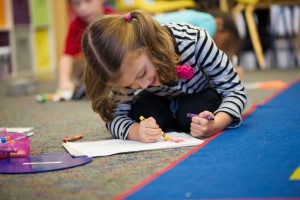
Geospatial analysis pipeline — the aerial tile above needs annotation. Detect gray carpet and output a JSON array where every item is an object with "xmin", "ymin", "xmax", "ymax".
[{"xmin": 0, "ymin": 68, "xmax": 299, "ymax": 200}]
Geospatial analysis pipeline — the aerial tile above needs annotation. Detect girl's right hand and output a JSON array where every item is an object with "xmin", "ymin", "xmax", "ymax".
[{"xmin": 138, "ymin": 117, "xmax": 162, "ymax": 143}]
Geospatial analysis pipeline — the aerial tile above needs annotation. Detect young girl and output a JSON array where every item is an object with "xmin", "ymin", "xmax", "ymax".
[{"xmin": 82, "ymin": 10, "xmax": 247, "ymax": 143}]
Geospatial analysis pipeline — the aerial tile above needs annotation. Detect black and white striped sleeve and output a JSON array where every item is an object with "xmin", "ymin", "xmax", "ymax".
[{"xmin": 105, "ymin": 88, "xmax": 137, "ymax": 140}]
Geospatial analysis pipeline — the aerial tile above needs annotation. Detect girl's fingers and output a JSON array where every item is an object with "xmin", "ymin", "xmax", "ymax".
[
  {"xmin": 140, "ymin": 116, "xmax": 159, "ymax": 128},
  {"xmin": 139, "ymin": 116, "xmax": 162, "ymax": 142},
  {"xmin": 141, "ymin": 130, "xmax": 161, "ymax": 143},
  {"xmin": 199, "ymin": 111, "xmax": 214, "ymax": 120},
  {"xmin": 144, "ymin": 128, "xmax": 162, "ymax": 136},
  {"xmin": 191, "ymin": 117, "xmax": 209, "ymax": 126},
  {"xmin": 147, "ymin": 117, "xmax": 156, "ymax": 123}
]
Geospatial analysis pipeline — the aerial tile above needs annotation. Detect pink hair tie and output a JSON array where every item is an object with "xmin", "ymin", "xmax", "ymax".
[{"xmin": 124, "ymin": 12, "xmax": 132, "ymax": 22}]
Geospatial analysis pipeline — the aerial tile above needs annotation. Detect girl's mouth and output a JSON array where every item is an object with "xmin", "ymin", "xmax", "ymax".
[{"xmin": 149, "ymin": 77, "xmax": 156, "ymax": 86}]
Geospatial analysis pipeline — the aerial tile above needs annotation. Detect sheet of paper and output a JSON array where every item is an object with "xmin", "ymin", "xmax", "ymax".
[
  {"xmin": 0, "ymin": 127, "xmax": 33, "ymax": 133},
  {"xmin": 63, "ymin": 132, "xmax": 204, "ymax": 157}
]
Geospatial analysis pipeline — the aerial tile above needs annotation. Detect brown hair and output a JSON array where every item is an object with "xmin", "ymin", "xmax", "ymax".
[
  {"xmin": 81, "ymin": 10, "xmax": 180, "ymax": 122},
  {"xmin": 209, "ymin": 9, "xmax": 241, "ymax": 58}
]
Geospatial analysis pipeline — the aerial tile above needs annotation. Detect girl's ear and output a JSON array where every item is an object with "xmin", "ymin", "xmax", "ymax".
[{"xmin": 215, "ymin": 17, "xmax": 225, "ymax": 32}]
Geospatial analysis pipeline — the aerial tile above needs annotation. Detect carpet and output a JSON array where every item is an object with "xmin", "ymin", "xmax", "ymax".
[{"xmin": 119, "ymin": 80, "xmax": 300, "ymax": 199}]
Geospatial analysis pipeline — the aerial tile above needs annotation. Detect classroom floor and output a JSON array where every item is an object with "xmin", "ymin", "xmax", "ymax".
[{"xmin": 0, "ymin": 68, "xmax": 299, "ymax": 200}]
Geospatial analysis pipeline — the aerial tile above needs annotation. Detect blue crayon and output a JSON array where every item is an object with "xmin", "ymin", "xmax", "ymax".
[{"xmin": 0, "ymin": 136, "xmax": 12, "ymax": 143}]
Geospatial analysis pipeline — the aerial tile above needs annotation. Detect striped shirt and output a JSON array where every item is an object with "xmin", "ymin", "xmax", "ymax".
[{"xmin": 106, "ymin": 23, "xmax": 247, "ymax": 140}]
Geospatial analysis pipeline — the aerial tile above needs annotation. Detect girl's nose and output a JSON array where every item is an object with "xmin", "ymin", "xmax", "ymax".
[{"xmin": 136, "ymin": 79, "xmax": 150, "ymax": 89}]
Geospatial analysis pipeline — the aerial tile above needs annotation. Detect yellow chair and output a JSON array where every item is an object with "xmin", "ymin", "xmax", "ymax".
[
  {"xmin": 231, "ymin": 0, "xmax": 300, "ymax": 69},
  {"xmin": 115, "ymin": 0, "xmax": 195, "ymax": 14}
]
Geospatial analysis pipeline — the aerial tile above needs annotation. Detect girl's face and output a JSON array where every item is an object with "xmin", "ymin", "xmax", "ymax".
[
  {"xmin": 119, "ymin": 52, "xmax": 160, "ymax": 89},
  {"xmin": 71, "ymin": 0, "xmax": 104, "ymax": 23}
]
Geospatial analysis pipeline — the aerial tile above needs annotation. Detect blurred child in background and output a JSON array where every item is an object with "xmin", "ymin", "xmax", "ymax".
[{"xmin": 56, "ymin": 0, "xmax": 116, "ymax": 100}]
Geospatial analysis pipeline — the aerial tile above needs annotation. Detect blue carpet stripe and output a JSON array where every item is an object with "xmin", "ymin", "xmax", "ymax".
[{"xmin": 123, "ymin": 80, "xmax": 300, "ymax": 199}]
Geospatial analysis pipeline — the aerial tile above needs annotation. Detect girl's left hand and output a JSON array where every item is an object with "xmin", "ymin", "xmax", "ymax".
[{"xmin": 190, "ymin": 111, "xmax": 216, "ymax": 138}]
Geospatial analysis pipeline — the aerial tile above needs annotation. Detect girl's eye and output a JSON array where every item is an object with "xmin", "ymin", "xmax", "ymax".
[{"xmin": 137, "ymin": 70, "xmax": 146, "ymax": 79}]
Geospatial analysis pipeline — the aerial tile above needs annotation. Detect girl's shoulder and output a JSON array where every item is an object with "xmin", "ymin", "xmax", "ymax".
[
  {"xmin": 164, "ymin": 23, "xmax": 200, "ymax": 32},
  {"xmin": 163, "ymin": 24, "xmax": 209, "ymax": 55},
  {"xmin": 164, "ymin": 23, "xmax": 206, "ymax": 41}
]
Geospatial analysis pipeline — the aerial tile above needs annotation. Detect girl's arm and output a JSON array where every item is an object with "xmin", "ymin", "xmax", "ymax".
[
  {"xmin": 57, "ymin": 54, "xmax": 74, "ymax": 91},
  {"xmin": 194, "ymin": 28, "xmax": 247, "ymax": 129}
]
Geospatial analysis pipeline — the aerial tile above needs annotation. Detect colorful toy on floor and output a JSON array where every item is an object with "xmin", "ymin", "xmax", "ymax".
[
  {"xmin": 36, "ymin": 84, "xmax": 86, "ymax": 103},
  {"xmin": 0, "ymin": 128, "xmax": 33, "ymax": 160}
]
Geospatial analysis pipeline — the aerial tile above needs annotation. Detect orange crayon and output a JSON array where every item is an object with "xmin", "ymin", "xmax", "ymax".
[{"xmin": 63, "ymin": 135, "xmax": 83, "ymax": 143}]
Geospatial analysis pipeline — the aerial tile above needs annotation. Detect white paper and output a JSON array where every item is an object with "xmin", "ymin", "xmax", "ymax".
[
  {"xmin": 0, "ymin": 127, "xmax": 33, "ymax": 133},
  {"xmin": 63, "ymin": 132, "xmax": 204, "ymax": 157}
]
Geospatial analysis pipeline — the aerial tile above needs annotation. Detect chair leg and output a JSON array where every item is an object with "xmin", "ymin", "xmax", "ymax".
[
  {"xmin": 219, "ymin": 0, "xmax": 229, "ymax": 13},
  {"xmin": 231, "ymin": 3, "xmax": 245, "ymax": 21},
  {"xmin": 245, "ymin": 5, "xmax": 266, "ymax": 69}
]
